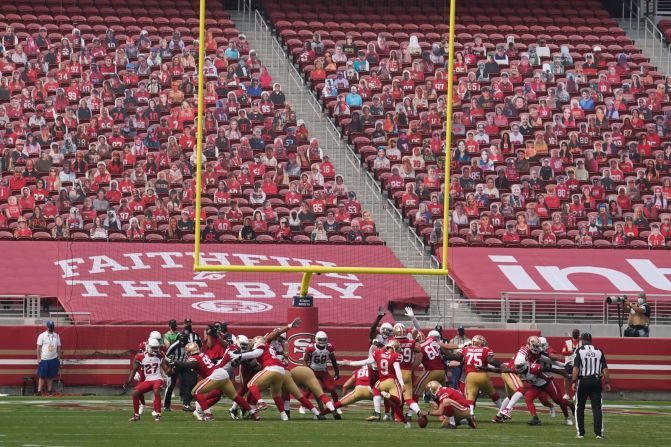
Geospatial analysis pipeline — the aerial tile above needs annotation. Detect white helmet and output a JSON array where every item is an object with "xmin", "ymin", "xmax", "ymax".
[
  {"xmin": 527, "ymin": 336, "xmax": 541, "ymax": 354},
  {"xmin": 147, "ymin": 338, "xmax": 161, "ymax": 354},
  {"xmin": 237, "ymin": 335, "xmax": 250, "ymax": 352},
  {"xmin": 538, "ymin": 336, "xmax": 549, "ymax": 352},
  {"xmin": 149, "ymin": 331, "xmax": 162, "ymax": 341},
  {"xmin": 315, "ymin": 331, "xmax": 328, "ymax": 347},
  {"xmin": 380, "ymin": 322, "xmax": 393, "ymax": 338},
  {"xmin": 427, "ymin": 330, "xmax": 441, "ymax": 339}
]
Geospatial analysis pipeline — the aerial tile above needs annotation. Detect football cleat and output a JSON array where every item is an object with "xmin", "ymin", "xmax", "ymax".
[
  {"xmin": 256, "ymin": 401, "xmax": 268, "ymax": 412},
  {"xmin": 333, "ymin": 412, "xmax": 342, "ymax": 420},
  {"xmin": 443, "ymin": 424, "xmax": 457, "ymax": 429},
  {"xmin": 138, "ymin": 404, "xmax": 144, "ymax": 415},
  {"xmin": 492, "ymin": 415, "xmax": 505, "ymax": 423},
  {"xmin": 404, "ymin": 421, "xmax": 412, "ymax": 429},
  {"xmin": 299, "ymin": 406, "xmax": 306, "ymax": 414},
  {"xmin": 193, "ymin": 409, "xmax": 204, "ymax": 421},
  {"xmin": 129, "ymin": 415, "xmax": 140, "ymax": 422},
  {"xmin": 229, "ymin": 408, "xmax": 240, "ymax": 420},
  {"xmin": 549, "ymin": 406, "xmax": 556, "ymax": 417},
  {"xmin": 500, "ymin": 408, "xmax": 512, "ymax": 420},
  {"xmin": 576, "ymin": 435, "xmax": 584, "ymax": 439},
  {"xmin": 336, "ymin": 408, "xmax": 343, "ymax": 415},
  {"xmin": 153, "ymin": 414, "xmax": 161, "ymax": 422},
  {"xmin": 366, "ymin": 411, "xmax": 381, "ymax": 422},
  {"xmin": 467, "ymin": 416, "xmax": 477, "ymax": 429},
  {"xmin": 596, "ymin": 435, "xmax": 603, "ymax": 440},
  {"xmin": 382, "ymin": 413, "xmax": 391, "ymax": 421},
  {"xmin": 202, "ymin": 413, "xmax": 214, "ymax": 422},
  {"xmin": 249, "ymin": 410, "xmax": 261, "ymax": 421},
  {"xmin": 528, "ymin": 416, "xmax": 542, "ymax": 426},
  {"xmin": 182, "ymin": 405, "xmax": 192, "ymax": 412},
  {"xmin": 565, "ymin": 418, "xmax": 574, "ymax": 426},
  {"xmin": 314, "ymin": 414, "xmax": 327, "ymax": 420},
  {"xmin": 280, "ymin": 411, "xmax": 289, "ymax": 421}
]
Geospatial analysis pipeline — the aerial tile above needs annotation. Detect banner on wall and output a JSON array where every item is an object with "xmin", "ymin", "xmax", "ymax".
[
  {"xmin": 448, "ymin": 247, "xmax": 671, "ymax": 299},
  {"xmin": 1, "ymin": 242, "xmax": 428, "ymax": 325}
]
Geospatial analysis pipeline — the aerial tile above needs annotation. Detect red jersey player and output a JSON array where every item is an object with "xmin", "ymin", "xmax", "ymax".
[
  {"xmin": 304, "ymin": 330, "xmax": 340, "ymax": 402},
  {"xmin": 516, "ymin": 361, "xmax": 573, "ymax": 426},
  {"xmin": 391, "ymin": 323, "xmax": 424, "ymax": 424},
  {"xmin": 425, "ymin": 381, "xmax": 476, "ymax": 429},
  {"xmin": 459, "ymin": 335, "xmax": 502, "ymax": 413},
  {"xmin": 175, "ymin": 342, "xmax": 258, "ymax": 421},
  {"xmin": 413, "ymin": 330, "xmax": 456, "ymax": 401},
  {"xmin": 124, "ymin": 339, "xmax": 170, "ymax": 422},
  {"xmin": 326, "ymin": 366, "xmax": 373, "ymax": 413}
]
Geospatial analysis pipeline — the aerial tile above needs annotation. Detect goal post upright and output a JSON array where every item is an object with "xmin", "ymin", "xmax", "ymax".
[{"xmin": 192, "ymin": 0, "xmax": 457, "ymax": 295}]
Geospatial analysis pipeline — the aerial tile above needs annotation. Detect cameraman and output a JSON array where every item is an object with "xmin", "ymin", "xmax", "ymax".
[{"xmin": 624, "ymin": 293, "xmax": 651, "ymax": 337}]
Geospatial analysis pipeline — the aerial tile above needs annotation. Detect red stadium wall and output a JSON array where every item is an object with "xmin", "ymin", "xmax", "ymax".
[{"xmin": 1, "ymin": 326, "xmax": 668, "ymax": 391}]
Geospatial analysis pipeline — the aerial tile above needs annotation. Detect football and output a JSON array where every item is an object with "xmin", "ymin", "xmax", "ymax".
[{"xmin": 418, "ymin": 414, "xmax": 428, "ymax": 428}]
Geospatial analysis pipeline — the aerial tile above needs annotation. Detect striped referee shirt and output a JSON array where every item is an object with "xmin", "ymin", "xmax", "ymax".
[
  {"xmin": 573, "ymin": 345, "xmax": 607, "ymax": 377},
  {"xmin": 166, "ymin": 341, "xmax": 187, "ymax": 363}
]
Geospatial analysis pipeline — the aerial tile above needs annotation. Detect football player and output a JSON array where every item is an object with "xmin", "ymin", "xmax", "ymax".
[
  {"xmin": 425, "ymin": 381, "xmax": 476, "ymax": 429},
  {"xmin": 174, "ymin": 341, "xmax": 258, "ymax": 421},
  {"xmin": 391, "ymin": 323, "xmax": 424, "ymax": 424},
  {"xmin": 124, "ymin": 339, "xmax": 171, "ymax": 422},
  {"xmin": 290, "ymin": 365, "xmax": 340, "ymax": 419},
  {"xmin": 229, "ymin": 335, "xmax": 261, "ymax": 419},
  {"xmin": 459, "ymin": 335, "xmax": 502, "ymax": 414},
  {"xmin": 516, "ymin": 361, "xmax": 573, "ymax": 427},
  {"xmin": 495, "ymin": 335, "xmax": 555, "ymax": 421},
  {"xmin": 238, "ymin": 320, "xmax": 298, "ymax": 420},
  {"xmin": 413, "ymin": 330, "xmax": 456, "ymax": 403},
  {"xmin": 344, "ymin": 340, "xmax": 409, "ymax": 427},
  {"xmin": 321, "ymin": 365, "xmax": 373, "ymax": 415},
  {"xmin": 303, "ymin": 330, "xmax": 340, "ymax": 404},
  {"xmin": 366, "ymin": 307, "xmax": 394, "ymax": 420}
]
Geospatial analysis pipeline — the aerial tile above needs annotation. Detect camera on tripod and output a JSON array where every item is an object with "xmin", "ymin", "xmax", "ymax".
[{"xmin": 606, "ymin": 295, "xmax": 628, "ymax": 304}]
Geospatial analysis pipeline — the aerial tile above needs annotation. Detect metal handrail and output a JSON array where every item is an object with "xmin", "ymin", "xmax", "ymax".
[{"xmin": 622, "ymin": 0, "xmax": 671, "ymax": 74}]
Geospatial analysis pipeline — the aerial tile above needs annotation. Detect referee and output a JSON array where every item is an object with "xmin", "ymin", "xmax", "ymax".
[
  {"xmin": 572, "ymin": 333, "xmax": 611, "ymax": 439},
  {"xmin": 164, "ymin": 331, "xmax": 196, "ymax": 411}
]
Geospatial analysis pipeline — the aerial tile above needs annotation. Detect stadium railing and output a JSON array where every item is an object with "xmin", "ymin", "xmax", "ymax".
[{"xmin": 0, "ymin": 295, "xmax": 41, "ymax": 320}]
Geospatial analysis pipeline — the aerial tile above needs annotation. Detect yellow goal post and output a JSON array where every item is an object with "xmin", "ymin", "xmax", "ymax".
[{"xmin": 192, "ymin": 0, "xmax": 457, "ymax": 295}]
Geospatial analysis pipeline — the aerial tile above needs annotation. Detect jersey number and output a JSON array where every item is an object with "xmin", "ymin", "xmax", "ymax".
[
  {"xmin": 313, "ymin": 354, "xmax": 328, "ymax": 365},
  {"xmin": 465, "ymin": 352, "xmax": 483, "ymax": 367},
  {"xmin": 379, "ymin": 359, "xmax": 389, "ymax": 376},
  {"xmin": 424, "ymin": 344, "xmax": 440, "ymax": 360},
  {"xmin": 143, "ymin": 363, "xmax": 159, "ymax": 375},
  {"xmin": 401, "ymin": 347, "xmax": 413, "ymax": 363}
]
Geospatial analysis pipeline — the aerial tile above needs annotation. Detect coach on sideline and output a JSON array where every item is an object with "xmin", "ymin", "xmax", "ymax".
[
  {"xmin": 572, "ymin": 333, "xmax": 610, "ymax": 439},
  {"xmin": 36, "ymin": 320, "xmax": 62, "ymax": 395}
]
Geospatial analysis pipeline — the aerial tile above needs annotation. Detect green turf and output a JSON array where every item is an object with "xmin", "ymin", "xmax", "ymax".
[{"xmin": 0, "ymin": 396, "xmax": 669, "ymax": 446}]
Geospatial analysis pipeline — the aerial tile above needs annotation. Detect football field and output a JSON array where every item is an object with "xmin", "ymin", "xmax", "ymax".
[{"xmin": 0, "ymin": 396, "xmax": 669, "ymax": 447}]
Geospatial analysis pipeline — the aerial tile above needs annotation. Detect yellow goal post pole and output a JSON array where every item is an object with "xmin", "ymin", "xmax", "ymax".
[
  {"xmin": 193, "ymin": 0, "xmax": 457, "ymax": 286},
  {"xmin": 441, "ymin": 0, "xmax": 456, "ymax": 271},
  {"xmin": 194, "ymin": 0, "xmax": 207, "ymax": 260}
]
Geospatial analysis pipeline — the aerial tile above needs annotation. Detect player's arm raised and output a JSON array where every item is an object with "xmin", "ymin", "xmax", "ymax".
[
  {"xmin": 404, "ymin": 306, "xmax": 422, "ymax": 331},
  {"xmin": 369, "ymin": 306, "xmax": 385, "ymax": 341},
  {"xmin": 265, "ymin": 317, "xmax": 301, "ymax": 343}
]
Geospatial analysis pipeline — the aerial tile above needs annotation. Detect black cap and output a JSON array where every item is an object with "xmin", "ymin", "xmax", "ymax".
[
  {"xmin": 168, "ymin": 319, "xmax": 177, "ymax": 328},
  {"xmin": 184, "ymin": 318, "xmax": 192, "ymax": 324},
  {"xmin": 581, "ymin": 332, "xmax": 592, "ymax": 343}
]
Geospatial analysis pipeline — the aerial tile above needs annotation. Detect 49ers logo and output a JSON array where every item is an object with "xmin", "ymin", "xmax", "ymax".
[
  {"xmin": 191, "ymin": 300, "xmax": 273, "ymax": 314},
  {"xmin": 286, "ymin": 332, "xmax": 314, "ymax": 365}
]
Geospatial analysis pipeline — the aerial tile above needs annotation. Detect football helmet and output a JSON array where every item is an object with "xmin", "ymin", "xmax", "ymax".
[
  {"xmin": 315, "ymin": 331, "xmax": 328, "ymax": 347},
  {"xmin": 427, "ymin": 330, "xmax": 441, "ymax": 339},
  {"xmin": 149, "ymin": 330, "xmax": 162, "ymax": 341},
  {"xmin": 392, "ymin": 323, "xmax": 406, "ymax": 338},
  {"xmin": 147, "ymin": 338, "xmax": 161, "ymax": 355},
  {"xmin": 472, "ymin": 335, "xmax": 487, "ymax": 347},
  {"xmin": 380, "ymin": 322, "xmax": 393, "ymax": 338},
  {"xmin": 527, "ymin": 336, "xmax": 541, "ymax": 354},
  {"xmin": 237, "ymin": 335, "xmax": 250, "ymax": 352},
  {"xmin": 538, "ymin": 336, "xmax": 549, "ymax": 352},
  {"xmin": 414, "ymin": 330, "xmax": 425, "ymax": 342},
  {"xmin": 252, "ymin": 336, "xmax": 265, "ymax": 349},
  {"xmin": 185, "ymin": 342, "xmax": 200, "ymax": 355},
  {"xmin": 425, "ymin": 380, "xmax": 442, "ymax": 399},
  {"xmin": 385, "ymin": 340, "xmax": 401, "ymax": 353}
]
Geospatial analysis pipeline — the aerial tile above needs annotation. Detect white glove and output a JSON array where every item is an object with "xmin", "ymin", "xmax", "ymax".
[{"xmin": 404, "ymin": 306, "xmax": 415, "ymax": 318}]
